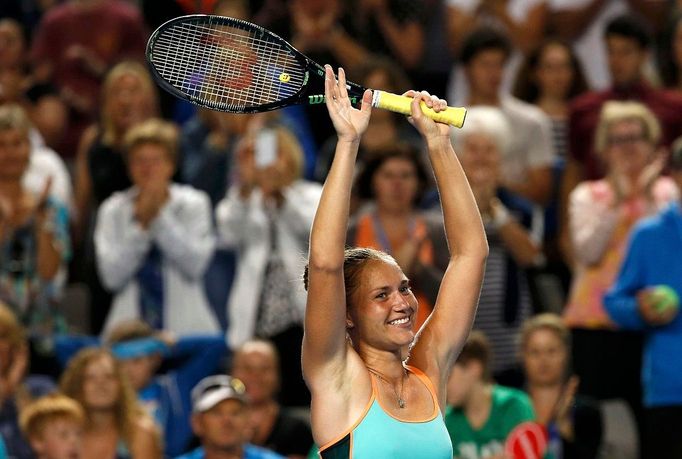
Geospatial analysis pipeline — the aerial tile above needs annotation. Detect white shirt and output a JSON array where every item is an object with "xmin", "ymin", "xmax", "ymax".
[{"xmin": 95, "ymin": 184, "xmax": 220, "ymax": 336}]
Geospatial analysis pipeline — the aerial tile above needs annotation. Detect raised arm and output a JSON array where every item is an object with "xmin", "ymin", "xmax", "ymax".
[
  {"xmin": 407, "ymin": 93, "xmax": 488, "ymax": 399},
  {"xmin": 301, "ymin": 66, "xmax": 372, "ymax": 385}
]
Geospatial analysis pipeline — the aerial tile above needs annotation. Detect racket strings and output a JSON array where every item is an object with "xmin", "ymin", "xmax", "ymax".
[{"xmin": 150, "ymin": 20, "xmax": 306, "ymax": 110}]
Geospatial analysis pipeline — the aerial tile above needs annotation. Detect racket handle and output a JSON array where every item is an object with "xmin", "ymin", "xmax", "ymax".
[{"xmin": 372, "ymin": 91, "xmax": 467, "ymax": 128}]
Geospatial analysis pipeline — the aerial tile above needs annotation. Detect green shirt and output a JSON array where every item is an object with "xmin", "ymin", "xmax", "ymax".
[{"xmin": 445, "ymin": 385, "xmax": 536, "ymax": 459}]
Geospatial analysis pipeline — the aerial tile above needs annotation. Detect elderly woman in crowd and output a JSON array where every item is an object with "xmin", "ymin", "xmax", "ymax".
[
  {"xmin": 452, "ymin": 106, "xmax": 542, "ymax": 383},
  {"xmin": 564, "ymin": 100, "xmax": 679, "ymax": 427},
  {"xmin": 216, "ymin": 124, "xmax": 322, "ymax": 407},
  {"xmin": 94, "ymin": 118, "xmax": 219, "ymax": 336}
]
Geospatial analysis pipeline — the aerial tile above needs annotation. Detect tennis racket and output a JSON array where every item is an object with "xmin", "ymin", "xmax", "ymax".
[{"xmin": 146, "ymin": 15, "xmax": 466, "ymax": 127}]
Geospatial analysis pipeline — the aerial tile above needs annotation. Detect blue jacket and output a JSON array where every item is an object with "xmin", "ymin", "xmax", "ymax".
[
  {"xmin": 56, "ymin": 335, "xmax": 227, "ymax": 455},
  {"xmin": 604, "ymin": 203, "xmax": 682, "ymax": 407}
]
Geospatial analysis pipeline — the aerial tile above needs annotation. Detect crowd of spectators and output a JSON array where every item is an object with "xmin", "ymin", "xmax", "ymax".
[{"xmin": 1, "ymin": 0, "xmax": 682, "ymax": 458}]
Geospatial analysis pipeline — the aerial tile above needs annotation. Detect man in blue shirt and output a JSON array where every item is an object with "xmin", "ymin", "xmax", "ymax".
[
  {"xmin": 177, "ymin": 375, "xmax": 284, "ymax": 459},
  {"xmin": 604, "ymin": 140, "xmax": 682, "ymax": 458}
]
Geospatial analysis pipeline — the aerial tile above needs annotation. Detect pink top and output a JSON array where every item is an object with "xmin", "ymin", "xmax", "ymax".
[{"xmin": 564, "ymin": 177, "xmax": 679, "ymax": 329}]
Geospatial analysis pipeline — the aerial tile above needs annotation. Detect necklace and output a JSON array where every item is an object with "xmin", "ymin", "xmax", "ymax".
[{"xmin": 367, "ymin": 365, "xmax": 408, "ymax": 409}]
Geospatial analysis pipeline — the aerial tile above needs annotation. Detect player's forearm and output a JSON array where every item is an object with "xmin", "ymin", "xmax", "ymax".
[{"xmin": 308, "ymin": 139, "xmax": 359, "ymax": 269}]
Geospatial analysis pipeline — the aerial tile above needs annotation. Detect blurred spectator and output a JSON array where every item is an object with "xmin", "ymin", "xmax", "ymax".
[
  {"xmin": 179, "ymin": 109, "xmax": 249, "ymax": 206},
  {"xmin": 520, "ymin": 313, "xmax": 602, "ymax": 459},
  {"xmin": 563, "ymin": 101, "xmax": 678, "ymax": 433},
  {"xmin": 0, "ymin": 300, "xmax": 56, "ymax": 459},
  {"xmin": 107, "ymin": 320, "xmax": 227, "ymax": 457},
  {"xmin": 0, "ymin": 104, "xmax": 69, "ymax": 333},
  {"xmin": 603, "ymin": 138, "xmax": 682, "ymax": 458},
  {"xmin": 74, "ymin": 60, "xmax": 159, "ymax": 244},
  {"xmin": 0, "ymin": 19, "xmax": 69, "ymax": 154},
  {"xmin": 656, "ymin": 10, "xmax": 682, "ymax": 92},
  {"xmin": 562, "ymin": 14, "xmax": 682, "ymax": 256},
  {"xmin": 217, "ymin": 125, "xmax": 321, "ymax": 407},
  {"xmin": 179, "ymin": 375, "xmax": 285, "ymax": 459},
  {"xmin": 313, "ymin": 57, "xmax": 420, "ymax": 184},
  {"xmin": 452, "ymin": 107, "xmax": 540, "ymax": 381},
  {"xmin": 514, "ymin": 39, "xmax": 589, "ymax": 312},
  {"xmin": 457, "ymin": 27, "xmax": 555, "ymax": 206},
  {"xmin": 549, "ymin": 0, "xmax": 667, "ymax": 90},
  {"xmin": 514, "ymin": 39, "xmax": 588, "ymax": 159},
  {"xmin": 59, "ymin": 347, "xmax": 162, "ymax": 458},
  {"xmin": 346, "ymin": 145, "xmax": 447, "ymax": 330},
  {"xmin": 74, "ymin": 60, "xmax": 159, "ymax": 333},
  {"xmin": 30, "ymin": 0, "xmax": 147, "ymax": 157},
  {"xmin": 54, "ymin": 319, "xmax": 229, "ymax": 456},
  {"xmin": 445, "ymin": 331, "xmax": 536, "ymax": 459},
  {"xmin": 18, "ymin": 393, "xmax": 84, "ymax": 459},
  {"xmin": 232, "ymin": 340, "xmax": 313, "ymax": 458},
  {"xmin": 95, "ymin": 119, "xmax": 219, "ymax": 336},
  {"xmin": 446, "ymin": 0, "xmax": 549, "ymax": 106}
]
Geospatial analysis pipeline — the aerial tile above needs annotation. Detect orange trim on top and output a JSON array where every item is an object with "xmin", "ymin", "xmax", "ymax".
[
  {"xmin": 371, "ymin": 365, "xmax": 440, "ymax": 423},
  {"xmin": 318, "ymin": 376, "xmax": 377, "ymax": 453}
]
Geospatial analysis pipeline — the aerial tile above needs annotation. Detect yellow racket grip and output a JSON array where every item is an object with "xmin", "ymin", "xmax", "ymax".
[{"xmin": 371, "ymin": 91, "xmax": 467, "ymax": 128}]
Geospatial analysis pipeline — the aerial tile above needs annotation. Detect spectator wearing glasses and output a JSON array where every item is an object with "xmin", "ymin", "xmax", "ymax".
[
  {"xmin": 604, "ymin": 137, "xmax": 682, "ymax": 458},
  {"xmin": 178, "ymin": 375, "xmax": 284, "ymax": 459},
  {"xmin": 563, "ymin": 100, "xmax": 678, "ymax": 429}
]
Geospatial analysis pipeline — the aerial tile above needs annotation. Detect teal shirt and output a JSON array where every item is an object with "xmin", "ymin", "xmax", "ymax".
[
  {"xmin": 445, "ymin": 385, "xmax": 536, "ymax": 459},
  {"xmin": 319, "ymin": 366, "xmax": 452, "ymax": 459}
]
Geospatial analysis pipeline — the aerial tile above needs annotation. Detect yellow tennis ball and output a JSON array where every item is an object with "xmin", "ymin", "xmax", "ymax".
[{"xmin": 652, "ymin": 285, "xmax": 680, "ymax": 313}]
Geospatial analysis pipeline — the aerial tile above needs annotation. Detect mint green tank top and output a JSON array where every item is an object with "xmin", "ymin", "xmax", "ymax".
[{"xmin": 318, "ymin": 365, "xmax": 453, "ymax": 459}]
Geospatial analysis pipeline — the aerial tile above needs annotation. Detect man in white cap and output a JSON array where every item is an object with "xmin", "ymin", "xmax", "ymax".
[{"xmin": 177, "ymin": 375, "xmax": 285, "ymax": 459}]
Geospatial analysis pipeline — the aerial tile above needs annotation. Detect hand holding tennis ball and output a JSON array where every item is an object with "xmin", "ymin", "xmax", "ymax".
[{"xmin": 637, "ymin": 285, "xmax": 680, "ymax": 326}]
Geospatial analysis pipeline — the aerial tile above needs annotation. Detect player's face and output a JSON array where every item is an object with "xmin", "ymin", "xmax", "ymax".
[
  {"xmin": 31, "ymin": 417, "xmax": 82, "ymax": 459},
  {"xmin": 372, "ymin": 158, "xmax": 420, "ymax": 212},
  {"xmin": 350, "ymin": 260, "xmax": 418, "ymax": 350},
  {"xmin": 522, "ymin": 329, "xmax": 567, "ymax": 387}
]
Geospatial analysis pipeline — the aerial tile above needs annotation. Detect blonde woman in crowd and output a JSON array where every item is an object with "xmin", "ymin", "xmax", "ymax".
[
  {"xmin": 564, "ymin": 100, "xmax": 678, "ymax": 430},
  {"xmin": 59, "ymin": 347, "xmax": 161, "ymax": 459},
  {"xmin": 72, "ymin": 61, "xmax": 159, "ymax": 333}
]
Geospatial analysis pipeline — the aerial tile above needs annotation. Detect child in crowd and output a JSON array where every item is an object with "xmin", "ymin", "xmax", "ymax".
[
  {"xmin": 19, "ymin": 393, "xmax": 84, "ymax": 459},
  {"xmin": 445, "ymin": 331, "xmax": 536, "ymax": 459}
]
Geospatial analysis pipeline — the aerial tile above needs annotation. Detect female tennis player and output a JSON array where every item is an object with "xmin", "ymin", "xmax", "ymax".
[{"xmin": 302, "ymin": 65, "xmax": 488, "ymax": 458}]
